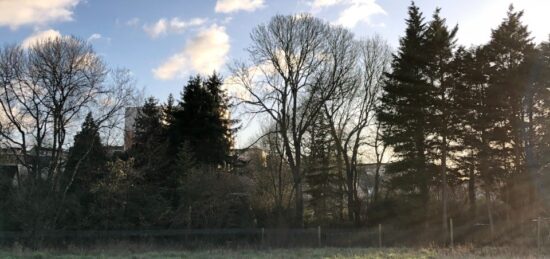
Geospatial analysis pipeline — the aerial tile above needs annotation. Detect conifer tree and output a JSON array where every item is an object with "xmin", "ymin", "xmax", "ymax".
[
  {"xmin": 424, "ymin": 7, "xmax": 458, "ymax": 237},
  {"xmin": 377, "ymin": 2, "xmax": 433, "ymax": 224},
  {"xmin": 484, "ymin": 5, "xmax": 535, "ymax": 224},
  {"xmin": 64, "ymin": 112, "xmax": 108, "ymax": 228},
  {"xmin": 305, "ymin": 114, "xmax": 342, "ymax": 225},
  {"xmin": 172, "ymin": 73, "xmax": 234, "ymax": 167}
]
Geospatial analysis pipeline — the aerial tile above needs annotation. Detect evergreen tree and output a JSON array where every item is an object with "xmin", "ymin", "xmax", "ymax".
[
  {"xmin": 450, "ymin": 46, "xmax": 491, "ymax": 221},
  {"xmin": 377, "ymin": 2, "xmax": 433, "ymax": 224},
  {"xmin": 534, "ymin": 38, "xmax": 550, "ymax": 205},
  {"xmin": 305, "ymin": 114, "xmax": 342, "ymax": 225},
  {"xmin": 132, "ymin": 97, "xmax": 168, "ymax": 174},
  {"xmin": 484, "ymin": 5, "xmax": 535, "ymax": 224},
  {"xmin": 423, "ymin": 8, "xmax": 458, "ymax": 237},
  {"xmin": 130, "ymin": 96, "xmax": 172, "ymax": 225},
  {"xmin": 171, "ymin": 73, "xmax": 234, "ymax": 167},
  {"xmin": 63, "ymin": 112, "xmax": 108, "ymax": 228}
]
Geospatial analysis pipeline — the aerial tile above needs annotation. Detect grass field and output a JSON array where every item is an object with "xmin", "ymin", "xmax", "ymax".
[{"xmin": 0, "ymin": 246, "xmax": 548, "ymax": 259}]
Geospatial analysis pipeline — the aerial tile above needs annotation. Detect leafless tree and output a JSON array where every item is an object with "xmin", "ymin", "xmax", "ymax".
[
  {"xmin": 322, "ymin": 35, "xmax": 391, "ymax": 225},
  {"xmin": 230, "ymin": 14, "xmax": 355, "ymax": 226},
  {"xmin": 0, "ymin": 36, "xmax": 137, "ymax": 237}
]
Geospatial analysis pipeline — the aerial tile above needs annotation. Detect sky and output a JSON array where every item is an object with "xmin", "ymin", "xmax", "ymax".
[{"xmin": 1, "ymin": 0, "xmax": 549, "ymax": 146}]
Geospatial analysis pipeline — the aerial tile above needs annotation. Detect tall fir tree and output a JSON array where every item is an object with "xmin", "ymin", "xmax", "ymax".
[
  {"xmin": 377, "ymin": 2, "xmax": 434, "ymax": 224},
  {"xmin": 65, "ymin": 113, "xmax": 107, "ymax": 194},
  {"xmin": 130, "ymin": 96, "xmax": 173, "ymax": 225},
  {"xmin": 63, "ymin": 112, "xmax": 108, "ymax": 228},
  {"xmin": 484, "ymin": 5, "xmax": 535, "ymax": 224},
  {"xmin": 423, "ymin": 8, "xmax": 458, "ymax": 237},
  {"xmin": 305, "ymin": 114, "xmax": 342, "ymax": 225},
  {"xmin": 171, "ymin": 73, "xmax": 234, "ymax": 167},
  {"xmin": 450, "ymin": 46, "xmax": 491, "ymax": 221}
]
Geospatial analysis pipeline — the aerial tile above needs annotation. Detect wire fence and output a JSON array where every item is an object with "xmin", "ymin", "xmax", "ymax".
[{"xmin": 0, "ymin": 221, "xmax": 548, "ymax": 248}]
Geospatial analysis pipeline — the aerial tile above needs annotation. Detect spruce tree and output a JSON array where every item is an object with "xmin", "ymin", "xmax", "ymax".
[
  {"xmin": 132, "ymin": 96, "xmax": 168, "ymax": 174},
  {"xmin": 484, "ymin": 5, "xmax": 535, "ymax": 224},
  {"xmin": 450, "ymin": 46, "xmax": 490, "ymax": 221},
  {"xmin": 305, "ymin": 114, "xmax": 342, "ymax": 225},
  {"xmin": 377, "ymin": 2, "xmax": 433, "ymax": 224},
  {"xmin": 424, "ymin": 7, "xmax": 458, "ymax": 237},
  {"xmin": 64, "ymin": 112, "xmax": 108, "ymax": 228},
  {"xmin": 65, "ymin": 113, "xmax": 107, "ymax": 194},
  {"xmin": 130, "ymin": 96, "xmax": 173, "ymax": 225},
  {"xmin": 171, "ymin": 73, "xmax": 234, "ymax": 167}
]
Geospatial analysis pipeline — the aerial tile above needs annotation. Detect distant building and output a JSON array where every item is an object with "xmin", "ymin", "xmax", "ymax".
[
  {"xmin": 0, "ymin": 146, "xmax": 68, "ymax": 186},
  {"xmin": 105, "ymin": 145, "xmax": 124, "ymax": 157},
  {"xmin": 356, "ymin": 163, "xmax": 387, "ymax": 199},
  {"xmin": 124, "ymin": 107, "xmax": 140, "ymax": 150}
]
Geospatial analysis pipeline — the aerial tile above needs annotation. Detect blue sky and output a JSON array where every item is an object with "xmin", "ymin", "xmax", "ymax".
[{"xmin": 1, "ymin": 0, "xmax": 549, "ymax": 145}]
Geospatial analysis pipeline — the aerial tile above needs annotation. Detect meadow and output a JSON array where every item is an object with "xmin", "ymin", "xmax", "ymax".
[{"xmin": 0, "ymin": 246, "xmax": 548, "ymax": 259}]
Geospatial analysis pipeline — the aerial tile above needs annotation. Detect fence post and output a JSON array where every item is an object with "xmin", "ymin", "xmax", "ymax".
[
  {"xmin": 378, "ymin": 224, "xmax": 382, "ymax": 248},
  {"xmin": 450, "ymin": 218, "xmax": 454, "ymax": 249},
  {"xmin": 537, "ymin": 216, "xmax": 541, "ymax": 250},
  {"xmin": 318, "ymin": 226, "xmax": 322, "ymax": 247},
  {"xmin": 261, "ymin": 228, "xmax": 265, "ymax": 246}
]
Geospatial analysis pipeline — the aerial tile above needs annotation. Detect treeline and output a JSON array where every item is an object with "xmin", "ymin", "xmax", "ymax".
[
  {"xmin": 231, "ymin": 2, "xmax": 550, "ymax": 234},
  {"xmin": 377, "ymin": 3, "xmax": 550, "ymax": 236},
  {"xmin": 1, "ymin": 2, "xmax": 550, "ymax": 245}
]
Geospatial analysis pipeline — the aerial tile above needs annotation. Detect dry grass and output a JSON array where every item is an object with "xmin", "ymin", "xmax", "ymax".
[{"xmin": 1, "ymin": 245, "xmax": 548, "ymax": 258}]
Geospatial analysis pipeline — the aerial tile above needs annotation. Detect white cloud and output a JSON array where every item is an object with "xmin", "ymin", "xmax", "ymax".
[
  {"xmin": 126, "ymin": 17, "xmax": 140, "ymax": 27},
  {"xmin": 309, "ymin": 0, "xmax": 344, "ymax": 9},
  {"xmin": 308, "ymin": 0, "xmax": 385, "ymax": 28},
  {"xmin": 0, "ymin": 0, "xmax": 80, "ymax": 29},
  {"xmin": 153, "ymin": 24, "xmax": 230, "ymax": 80},
  {"xmin": 87, "ymin": 33, "xmax": 102, "ymax": 42},
  {"xmin": 215, "ymin": 0, "xmax": 265, "ymax": 13},
  {"xmin": 143, "ymin": 17, "xmax": 207, "ymax": 38},
  {"xmin": 21, "ymin": 29, "xmax": 62, "ymax": 48},
  {"xmin": 336, "ymin": 0, "xmax": 386, "ymax": 28}
]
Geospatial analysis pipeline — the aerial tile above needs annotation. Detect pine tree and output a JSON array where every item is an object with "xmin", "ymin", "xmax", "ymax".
[
  {"xmin": 130, "ymin": 96, "xmax": 173, "ymax": 225},
  {"xmin": 450, "ymin": 46, "xmax": 490, "ymax": 221},
  {"xmin": 65, "ymin": 113, "xmax": 107, "ymax": 193},
  {"xmin": 132, "ymin": 97, "xmax": 168, "ymax": 174},
  {"xmin": 305, "ymin": 114, "xmax": 342, "ymax": 225},
  {"xmin": 377, "ymin": 2, "xmax": 433, "ymax": 224},
  {"xmin": 423, "ymin": 7, "xmax": 458, "ymax": 238},
  {"xmin": 63, "ymin": 112, "xmax": 108, "ymax": 228},
  {"xmin": 484, "ymin": 5, "xmax": 535, "ymax": 224},
  {"xmin": 171, "ymin": 73, "xmax": 235, "ymax": 167},
  {"xmin": 534, "ymin": 38, "xmax": 550, "ymax": 205}
]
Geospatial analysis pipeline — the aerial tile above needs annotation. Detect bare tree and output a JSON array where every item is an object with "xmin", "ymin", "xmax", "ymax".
[
  {"xmin": 0, "ymin": 36, "xmax": 137, "ymax": 237},
  {"xmin": 322, "ymin": 36, "xmax": 391, "ymax": 225},
  {"xmin": 230, "ymin": 14, "xmax": 356, "ymax": 226}
]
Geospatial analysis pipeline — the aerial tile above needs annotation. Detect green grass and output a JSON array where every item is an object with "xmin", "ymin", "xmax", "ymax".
[{"xmin": 0, "ymin": 246, "xmax": 547, "ymax": 258}]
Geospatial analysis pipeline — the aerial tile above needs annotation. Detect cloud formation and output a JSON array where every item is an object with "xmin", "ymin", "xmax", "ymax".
[
  {"xmin": 21, "ymin": 29, "xmax": 62, "ymax": 48},
  {"xmin": 0, "ymin": 0, "xmax": 80, "ymax": 29},
  {"xmin": 87, "ymin": 33, "xmax": 102, "ymax": 42},
  {"xmin": 126, "ymin": 18, "xmax": 140, "ymax": 27},
  {"xmin": 309, "ymin": 0, "xmax": 385, "ymax": 28},
  {"xmin": 310, "ymin": 0, "xmax": 344, "ymax": 9},
  {"xmin": 153, "ymin": 24, "xmax": 230, "ymax": 80},
  {"xmin": 215, "ymin": 0, "xmax": 265, "ymax": 13},
  {"xmin": 143, "ymin": 17, "xmax": 207, "ymax": 38}
]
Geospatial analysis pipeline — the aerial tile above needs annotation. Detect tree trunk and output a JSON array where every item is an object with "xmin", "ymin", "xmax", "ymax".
[
  {"xmin": 346, "ymin": 170, "xmax": 355, "ymax": 223},
  {"xmin": 291, "ymin": 150, "xmax": 303, "ymax": 227},
  {"xmin": 468, "ymin": 164, "xmax": 476, "ymax": 221},
  {"xmin": 294, "ymin": 175, "xmax": 303, "ymax": 227},
  {"xmin": 441, "ymin": 135, "xmax": 448, "ymax": 242},
  {"xmin": 373, "ymin": 162, "xmax": 382, "ymax": 205},
  {"xmin": 486, "ymin": 190, "xmax": 494, "ymax": 240},
  {"xmin": 277, "ymin": 156, "xmax": 284, "ymax": 227}
]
